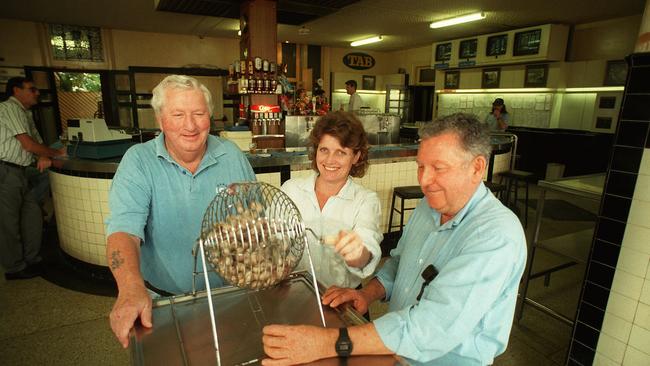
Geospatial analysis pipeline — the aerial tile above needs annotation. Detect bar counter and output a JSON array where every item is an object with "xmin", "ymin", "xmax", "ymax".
[{"xmin": 48, "ymin": 137, "xmax": 513, "ymax": 267}]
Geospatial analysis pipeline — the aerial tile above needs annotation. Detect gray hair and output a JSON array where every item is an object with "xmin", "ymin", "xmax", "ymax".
[
  {"xmin": 419, "ymin": 113, "xmax": 491, "ymax": 160},
  {"xmin": 151, "ymin": 75, "xmax": 213, "ymax": 116}
]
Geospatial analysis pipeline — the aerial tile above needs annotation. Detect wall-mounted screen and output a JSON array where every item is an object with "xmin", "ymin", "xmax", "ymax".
[
  {"xmin": 459, "ymin": 39, "xmax": 478, "ymax": 59},
  {"xmin": 486, "ymin": 34, "xmax": 508, "ymax": 57},
  {"xmin": 435, "ymin": 43, "xmax": 452, "ymax": 62},
  {"xmin": 514, "ymin": 29, "xmax": 542, "ymax": 56},
  {"xmin": 419, "ymin": 68, "xmax": 436, "ymax": 83}
]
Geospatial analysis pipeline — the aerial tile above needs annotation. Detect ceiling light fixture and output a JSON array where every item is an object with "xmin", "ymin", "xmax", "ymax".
[
  {"xmin": 430, "ymin": 12, "xmax": 485, "ymax": 29},
  {"xmin": 350, "ymin": 36, "xmax": 383, "ymax": 47}
]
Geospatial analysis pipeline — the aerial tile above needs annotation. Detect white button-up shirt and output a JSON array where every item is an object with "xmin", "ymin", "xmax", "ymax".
[{"xmin": 281, "ymin": 171, "xmax": 383, "ymax": 288}]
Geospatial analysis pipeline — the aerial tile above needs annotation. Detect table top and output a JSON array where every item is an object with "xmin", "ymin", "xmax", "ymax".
[{"xmin": 537, "ymin": 173, "xmax": 605, "ymax": 200}]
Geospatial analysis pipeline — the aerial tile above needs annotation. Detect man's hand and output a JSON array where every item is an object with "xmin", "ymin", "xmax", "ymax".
[
  {"xmin": 36, "ymin": 156, "xmax": 52, "ymax": 172},
  {"xmin": 333, "ymin": 230, "xmax": 370, "ymax": 268},
  {"xmin": 109, "ymin": 282, "xmax": 152, "ymax": 348},
  {"xmin": 322, "ymin": 285, "xmax": 371, "ymax": 315},
  {"xmin": 262, "ymin": 325, "xmax": 337, "ymax": 365},
  {"xmin": 56, "ymin": 146, "xmax": 67, "ymax": 157}
]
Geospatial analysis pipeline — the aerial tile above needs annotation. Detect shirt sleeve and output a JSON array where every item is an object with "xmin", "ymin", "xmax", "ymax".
[
  {"xmin": 105, "ymin": 147, "xmax": 152, "ymax": 240},
  {"xmin": 373, "ymin": 225, "xmax": 522, "ymax": 362},
  {"xmin": 3, "ymin": 102, "xmax": 29, "ymax": 136},
  {"xmin": 346, "ymin": 190, "xmax": 383, "ymax": 279}
]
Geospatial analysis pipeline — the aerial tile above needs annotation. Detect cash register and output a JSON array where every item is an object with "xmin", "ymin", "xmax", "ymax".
[{"xmin": 67, "ymin": 118, "xmax": 134, "ymax": 159}]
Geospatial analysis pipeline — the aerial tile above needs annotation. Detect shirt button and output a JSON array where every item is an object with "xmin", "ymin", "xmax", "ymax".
[{"xmin": 418, "ymin": 259, "xmax": 423, "ymax": 265}]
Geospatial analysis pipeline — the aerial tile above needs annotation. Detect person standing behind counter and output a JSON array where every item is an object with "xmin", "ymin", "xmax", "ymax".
[
  {"xmin": 485, "ymin": 98, "xmax": 509, "ymax": 131},
  {"xmin": 0, "ymin": 77, "xmax": 66, "ymax": 280},
  {"xmin": 261, "ymin": 113, "xmax": 526, "ymax": 365},
  {"xmin": 344, "ymin": 80, "xmax": 363, "ymax": 113},
  {"xmin": 280, "ymin": 111, "xmax": 382, "ymax": 289},
  {"xmin": 105, "ymin": 75, "xmax": 255, "ymax": 348}
]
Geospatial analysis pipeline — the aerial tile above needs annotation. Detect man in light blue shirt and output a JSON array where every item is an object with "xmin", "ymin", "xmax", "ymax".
[
  {"xmin": 105, "ymin": 75, "xmax": 255, "ymax": 348},
  {"xmin": 261, "ymin": 113, "xmax": 526, "ymax": 365}
]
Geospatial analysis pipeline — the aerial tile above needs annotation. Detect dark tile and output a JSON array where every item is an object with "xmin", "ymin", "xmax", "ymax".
[
  {"xmin": 610, "ymin": 146, "xmax": 643, "ymax": 173},
  {"xmin": 616, "ymin": 120, "xmax": 649, "ymax": 147},
  {"xmin": 621, "ymin": 95, "xmax": 650, "ymax": 121},
  {"xmin": 576, "ymin": 302, "xmax": 605, "ymax": 330},
  {"xmin": 573, "ymin": 321, "xmax": 600, "ymax": 349},
  {"xmin": 568, "ymin": 341, "xmax": 595, "ymax": 365},
  {"xmin": 605, "ymin": 171, "xmax": 638, "ymax": 198},
  {"xmin": 595, "ymin": 217, "xmax": 626, "ymax": 245},
  {"xmin": 631, "ymin": 54, "xmax": 650, "ymax": 67},
  {"xmin": 586, "ymin": 261, "xmax": 616, "ymax": 289},
  {"xmin": 567, "ymin": 358, "xmax": 582, "ymax": 366},
  {"xmin": 591, "ymin": 240, "xmax": 621, "ymax": 268},
  {"xmin": 626, "ymin": 67, "xmax": 650, "ymax": 94},
  {"xmin": 582, "ymin": 281, "xmax": 611, "ymax": 310},
  {"xmin": 600, "ymin": 194, "xmax": 632, "ymax": 222}
]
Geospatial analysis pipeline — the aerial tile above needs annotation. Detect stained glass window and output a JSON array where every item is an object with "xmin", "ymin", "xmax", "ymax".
[{"xmin": 49, "ymin": 24, "xmax": 104, "ymax": 62}]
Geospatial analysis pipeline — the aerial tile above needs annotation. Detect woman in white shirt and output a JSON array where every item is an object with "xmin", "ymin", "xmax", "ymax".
[{"xmin": 281, "ymin": 111, "xmax": 382, "ymax": 289}]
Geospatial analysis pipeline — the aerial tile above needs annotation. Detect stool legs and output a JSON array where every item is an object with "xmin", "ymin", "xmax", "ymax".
[
  {"xmin": 399, "ymin": 197, "xmax": 405, "ymax": 232},
  {"xmin": 388, "ymin": 192, "xmax": 397, "ymax": 232}
]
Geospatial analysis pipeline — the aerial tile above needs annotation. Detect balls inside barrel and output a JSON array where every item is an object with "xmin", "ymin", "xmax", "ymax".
[{"xmin": 199, "ymin": 182, "xmax": 306, "ymax": 290}]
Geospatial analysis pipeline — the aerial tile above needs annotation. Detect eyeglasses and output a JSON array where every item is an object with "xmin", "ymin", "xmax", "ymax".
[{"xmin": 23, "ymin": 86, "xmax": 38, "ymax": 92}]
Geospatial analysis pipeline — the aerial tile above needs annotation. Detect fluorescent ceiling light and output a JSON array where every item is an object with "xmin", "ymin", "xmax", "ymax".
[
  {"xmin": 350, "ymin": 36, "xmax": 382, "ymax": 47},
  {"xmin": 430, "ymin": 12, "xmax": 485, "ymax": 29}
]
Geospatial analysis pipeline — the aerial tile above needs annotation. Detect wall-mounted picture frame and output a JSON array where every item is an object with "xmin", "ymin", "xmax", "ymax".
[
  {"xmin": 524, "ymin": 64, "xmax": 548, "ymax": 87},
  {"xmin": 486, "ymin": 34, "xmax": 508, "ymax": 57},
  {"xmin": 482, "ymin": 68, "xmax": 501, "ymax": 88},
  {"xmin": 459, "ymin": 39, "xmax": 478, "ymax": 59},
  {"xmin": 444, "ymin": 70, "xmax": 460, "ymax": 89},
  {"xmin": 362, "ymin": 75, "xmax": 376, "ymax": 90},
  {"xmin": 435, "ymin": 42, "xmax": 452, "ymax": 62},
  {"xmin": 603, "ymin": 60, "xmax": 628, "ymax": 86}
]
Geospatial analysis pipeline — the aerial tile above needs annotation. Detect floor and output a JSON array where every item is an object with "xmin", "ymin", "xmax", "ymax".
[{"xmin": 0, "ymin": 183, "xmax": 596, "ymax": 365}]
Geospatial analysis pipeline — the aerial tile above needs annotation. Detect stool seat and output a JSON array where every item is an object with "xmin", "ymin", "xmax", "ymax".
[
  {"xmin": 498, "ymin": 169, "xmax": 535, "ymax": 227},
  {"xmin": 393, "ymin": 185, "xmax": 424, "ymax": 200}
]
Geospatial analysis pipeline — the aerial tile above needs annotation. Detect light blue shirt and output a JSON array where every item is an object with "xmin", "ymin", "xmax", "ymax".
[
  {"xmin": 485, "ymin": 112, "xmax": 509, "ymax": 131},
  {"xmin": 374, "ymin": 183, "xmax": 526, "ymax": 365},
  {"xmin": 106, "ymin": 133, "xmax": 256, "ymax": 295}
]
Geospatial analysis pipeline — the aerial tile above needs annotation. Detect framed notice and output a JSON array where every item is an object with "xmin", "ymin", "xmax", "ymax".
[
  {"xmin": 459, "ymin": 39, "xmax": 478, "ymax": 59},
  {"xmin": 435, "ymin": 43, "xmax": 452, "ymax": 62},
  {"xmin": 486, "ymin": 34, "xmax": 508, "ymax": 57},
  {"xmin": 603, "ymin": 60, "xmax": 628, "ymax": 86},
  {"xmin": 482, "ymin": 68, "xmax": 501, "ymax": 89},
  {"xmin": 524, "ymin": 64, "xmax": 548, "ymax": 87},
  {"xmin": 444, "ymin": 70, "xmax": 460, "ymax": 89},
  {"xmin": 514, "ymin": 29, "xmax": 542, "ymax": 56},
  {"xmin": 362, "ymin": 75, "xmax": 376, "ymax": 90}
]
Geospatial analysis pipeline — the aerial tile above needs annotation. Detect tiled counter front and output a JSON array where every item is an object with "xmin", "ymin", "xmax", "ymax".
[
  {"xmin": 49, "ymin": 170, "xmax": 281, "ymax": 267},
  {"xmin": 49, "ymin": 171, "xmax": 112, "ymax": 266}
]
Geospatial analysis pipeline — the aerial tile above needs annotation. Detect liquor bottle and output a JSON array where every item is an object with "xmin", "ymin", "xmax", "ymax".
[
  {"xmin": 239, "ymin": 60, "xmax": 247, "ymax": 94},
  {"xmin": 262, "ymin": 59, "xmax": 270, "ymax": 94},
  {"xmin": 269, "ymin": 62, "xmax": 278, "ymax": 94},
  {"xmin": 247, "ymin": 58, "xmax": 255, "ymax": 95}
]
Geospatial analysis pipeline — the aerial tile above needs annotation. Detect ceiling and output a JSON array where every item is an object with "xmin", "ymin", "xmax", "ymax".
[{"xmin": 2, "ymin": 0, "xmax": 646, "ymax": 52}]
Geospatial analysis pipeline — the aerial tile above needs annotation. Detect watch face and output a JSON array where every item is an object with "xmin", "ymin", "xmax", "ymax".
[{"xmin": 336, "ymin": 328, "xmax": 353, "ymax": 357}]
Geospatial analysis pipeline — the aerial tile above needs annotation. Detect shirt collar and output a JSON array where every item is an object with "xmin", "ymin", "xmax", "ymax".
[
  {"xmin": 430, "ymin": 181, "xmax": 489, "ymax": 230},
  {"xmin": 8, "ymin": 96, "xmax": 26, "ymax": 111},
  {"xmin": 154, "ymin": 132, "xmax": 226, "ymax": 173},
  {"xmin": 297, "ymin": 171, "xmax": 356, "ymax": 200}
]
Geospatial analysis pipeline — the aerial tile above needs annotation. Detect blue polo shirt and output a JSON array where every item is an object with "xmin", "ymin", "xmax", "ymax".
[
  {"xmin": 374, "ymin": 183, "xmax": 526, "ymax": 365},
  {"xmin": 106, "ymin": 133, "xmax": 255, "ymax": 294}
]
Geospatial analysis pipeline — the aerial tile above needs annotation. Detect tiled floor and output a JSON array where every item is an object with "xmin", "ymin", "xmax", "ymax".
[{"xmin": 0, "ymin": 183, "xmax": 595, "ymax": 365}]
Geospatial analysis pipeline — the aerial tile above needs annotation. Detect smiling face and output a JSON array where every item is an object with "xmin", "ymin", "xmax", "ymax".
[
  {"xmin": 157, "ymin": 87, "xmax": 211, "ymax": 164},
  {"xmin": 315, "ymin": 134, "xmax": 360, "ymax": 186},
  {"xmin": 416, "ymin": 132, "xmax": 486, "ymax": 223}
]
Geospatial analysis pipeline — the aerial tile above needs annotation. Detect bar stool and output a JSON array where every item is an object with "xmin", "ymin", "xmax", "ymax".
[
  {"xmin": 499, "ymin": 170, "xmax": 535, "ymax": 227},
  {"xmin": 483, "ymin": 181, "xmax": 507, "ymax": 201},
  {"xmin": 388, "ymin": 186, "xmax": 424, "ymax": 233}
]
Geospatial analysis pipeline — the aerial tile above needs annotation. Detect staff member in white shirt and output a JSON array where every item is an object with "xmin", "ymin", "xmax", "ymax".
[
  {"xmin": 345, "ymin": 80, "xmax": 363, "ymax": 113},
  {"xmin": 280, "ymin": 111, "xmax": 382, "ymax": 289},
  {"xmin": 0, "ymin": 77, "xmax": 66, "ymax": 280}
]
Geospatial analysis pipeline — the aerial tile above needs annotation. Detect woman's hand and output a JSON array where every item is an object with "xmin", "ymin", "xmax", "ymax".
[{"xmin": 333, "ymin": 230, "xmax": 371, "ymax": 268}]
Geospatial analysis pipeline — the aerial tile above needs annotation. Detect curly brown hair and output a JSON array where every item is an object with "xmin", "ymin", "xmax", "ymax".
[{"xmin": 307, "ymin": 111, "xmax": 369, "ymax": 178}]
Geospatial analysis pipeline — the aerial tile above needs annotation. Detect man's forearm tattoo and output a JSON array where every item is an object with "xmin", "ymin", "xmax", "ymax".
[{"xmin": 110, "ymin": 250, "xmax": 125, "ymax": 270}]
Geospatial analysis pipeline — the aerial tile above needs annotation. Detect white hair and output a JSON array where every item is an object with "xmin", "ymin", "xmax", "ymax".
[{"xmin": 150, "ymin": 75, "xmax": 213, "ymax": 116}]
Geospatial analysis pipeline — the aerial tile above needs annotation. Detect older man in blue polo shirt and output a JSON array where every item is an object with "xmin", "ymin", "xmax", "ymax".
[
  {"xmin": 105, "ymin": 75, "xmax": 255, "ymax": 348},
  {"xmin": 261, "ymin": 113, "xmax": 526, "ymax": 365}
]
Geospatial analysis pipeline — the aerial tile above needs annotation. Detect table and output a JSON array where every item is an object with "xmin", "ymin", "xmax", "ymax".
[{"xmin": 516, "ymin": 173, "xmax": 605, "ymax": 326}]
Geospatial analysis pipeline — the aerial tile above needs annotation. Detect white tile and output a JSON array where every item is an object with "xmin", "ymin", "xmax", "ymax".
[
  {"xmin": 628, "ymin": 199, "xmax": 650, "ymax": 229},
  {"xmin": 611, "ymin": 269, "xmax": 644, "ymax": 301},
  {"xmin": 633, "ymin": 174, "xmax": 650, "ymax": 202},
  {"xmin": 594, "ymin": 352, "xmax": 621, "ymax": 366},
  {"xmin": 639, "ymin": 149, "xmax": 650, "ymax": 176},
  {"xmin": 596, "ymin": 332, "xmax": 627, "ymax": 364},
  {"xmin": 606, "ymin": 292, "xmax": 639, "ymax": 322},
  {"xmin": 616, "ymin": 247, "xmax": 650, "ymax": 278},
  {"xmin": 641, "ymin": 280, "xmax": 650, "ymax": 306},
  {"xmin": 602, "ymin": 312, "xmax": 633, "ymax": 343},
  {"xmin": 622, "ymin": 224, "xmax": 650, "ymax": 256},
  {"xmin": 635, "ymin": 302, "xmax": 650, "ymax": 330},
  {"xmin": 629, "ymin": 325, "xmax": 650, "ymax": 353},
  {"xmin": 625, "ymin": 332, "xmax": 650, "ymax": 366}
]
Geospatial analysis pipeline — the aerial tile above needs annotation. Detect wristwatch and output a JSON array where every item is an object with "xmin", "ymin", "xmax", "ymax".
[{"xmin": 335, "ymin": 327, "xmax": 353, "ymax": 357}]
